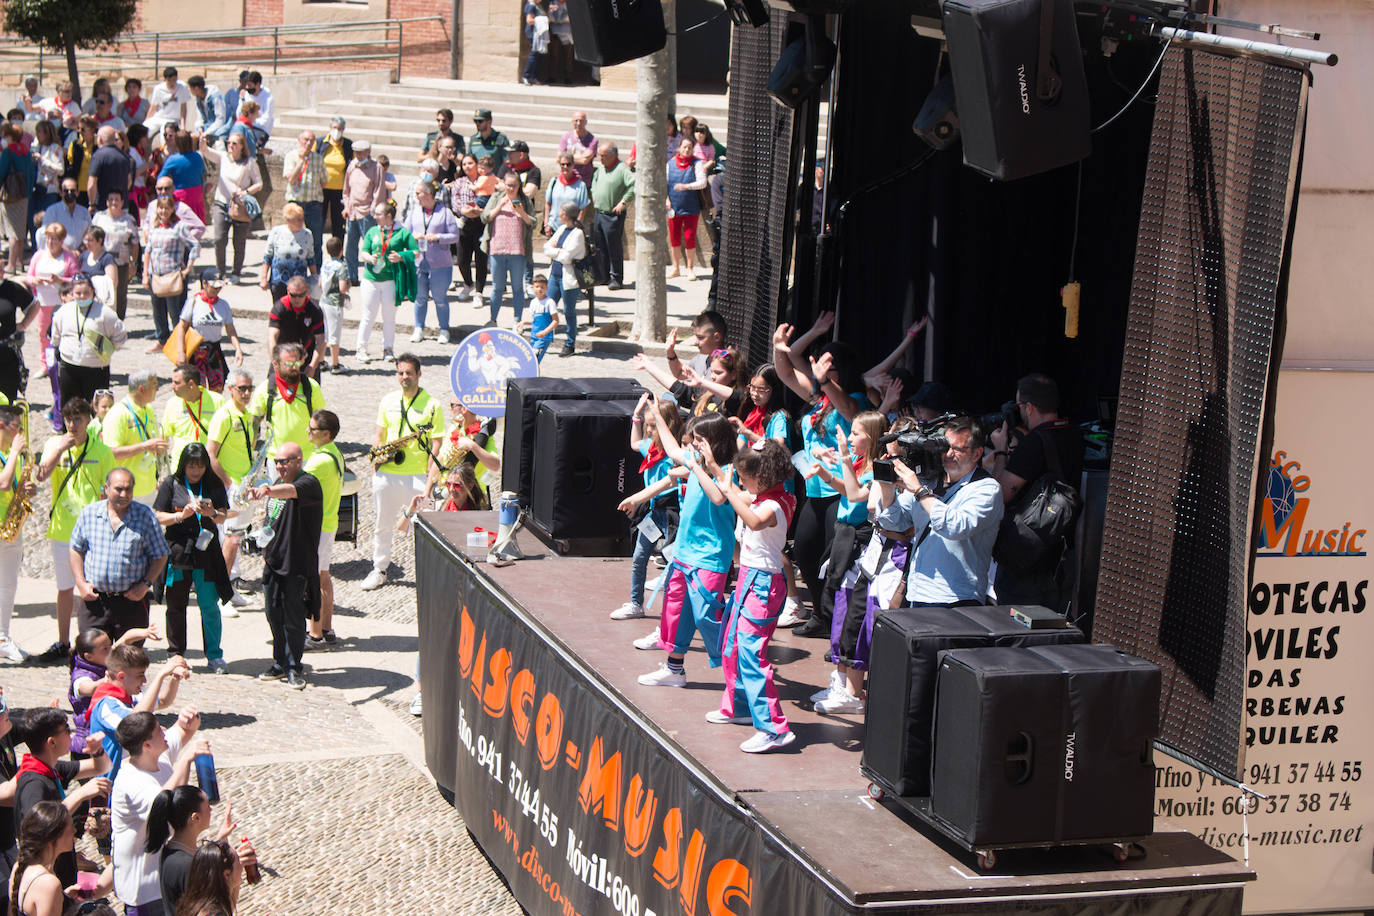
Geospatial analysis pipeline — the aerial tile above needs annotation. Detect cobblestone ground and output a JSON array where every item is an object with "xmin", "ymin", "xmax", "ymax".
[{"xmin": 3, "ymin": 241, "xmax": 701, "ymax": 913}]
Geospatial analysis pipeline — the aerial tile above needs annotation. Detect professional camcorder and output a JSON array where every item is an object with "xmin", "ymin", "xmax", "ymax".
[{"xmin": 872, "ymin": 413, "xmax": 957, "ymax": 486}]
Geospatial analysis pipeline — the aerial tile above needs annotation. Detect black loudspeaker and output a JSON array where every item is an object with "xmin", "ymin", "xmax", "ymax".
[
  {"xmin": 566, "ymin": 377, "xmax": 649, "ymax": 401},
  {"xmin": 529, "ymin": 400, "xmax": 643, "ymax": 556},
  {"xmin": 766, "ymin": 20, "xmax": 836, "ymax": 110},
  {"xmin": 931, "ymin": 644, "xmax": 1160, "ymax": 847},
  {"xmin": 941, "ymin": 0, "xmax": 1091, "ymax": 180},
  {"xmin": 502, "ymin": 377, "xmax": 584, "ymax": 508},
  {"xmin": 862, "ymin": 606, "xmax": 1083, "ymax": 798},
  {"xmin": 566, "ymin": 0, "xmax": 667, "ymax": 67}
]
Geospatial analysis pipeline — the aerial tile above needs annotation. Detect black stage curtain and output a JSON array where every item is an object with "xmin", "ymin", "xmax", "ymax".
[{"xmin": 820, "ymin": 4, "xmax": 1161, "ymax": 421}]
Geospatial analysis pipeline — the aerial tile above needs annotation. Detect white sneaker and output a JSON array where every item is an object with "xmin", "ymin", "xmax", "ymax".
[
  {"xmin": 644, "ymin": 574, "xmax": 663, "ymax": 592},
  {"xmin": 810, "ymin": 669, "xmax": 845, "ymax": 703},
  {"xmin": 230, "ymin": 591, "xmax": 251, "ymax": 607},
  {"xmin": 456, "ymin": 284, "xmax": 473, "ymax": 302},
  {"xmin": 438, "ymin": 330, "xmax": 451, "ymax": 345},
  {"xmin": 815, "ymin": 688, "xmax": 866, "ymax": 716},
  {"xmin": 637, "ymin": 664, "xmax": 686, "ymax": 687},
  {"xmin": 778, "ymin": 598, "xmax": 806, "ymax": 628},
  {"xmin": 360, "ymin": 568, "xmax": 387, "ymax": 591},
  {"xmin": 610, "ymin": 602, "xmax": 645, "ymax": 620},
  {"xmin": 633, "ymin": 628, "xmax": 662, "ymax": 650},
  {"xmin": 409, "ymin": 328, "xmax": 424, "ymax": 342},
  {"xmin": 705, "ymin": 710, "xmax": 752, "ymax": 725},
  {"xmin": 356, "ymin": 349, "xmax": 372, "ymax": 363},
  {"xmin": 740, "ymin": 729, "xmax": 796, "ymax": 753},
  {"xmin": 0, "ymin": 639, "xmax": 26, "ymax": 662},
  {"xmin": 218, "ymin": 600, "xmax": 240, "ymax": 619},
  {"xmin": 409, "ymin": 693, "xmax": 423, "ymax": 716}
]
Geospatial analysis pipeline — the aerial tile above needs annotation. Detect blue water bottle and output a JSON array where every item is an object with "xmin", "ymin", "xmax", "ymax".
[{"xmin": 194, "ymin": 753, "xmax": 221, "ymax": 804}]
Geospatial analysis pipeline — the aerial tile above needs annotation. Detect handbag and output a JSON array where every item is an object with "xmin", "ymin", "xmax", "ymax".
[
  {"xmin": 226, "ymin": 159, "xmax": 257, "ymax": 222},
  {"xmin": 992, "ymin": 428, "xmax": 1083, "ymax": 574},
  {"xmin": 162, "ymin": 325, "xmax": 204, "ymax": 365},
  {"xmin": 150, "ymin": 270, "xmax": 185, "ymax": 298}
]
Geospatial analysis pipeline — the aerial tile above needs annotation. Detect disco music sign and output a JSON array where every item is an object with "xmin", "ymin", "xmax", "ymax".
[{"xmin": 1151, "ymin": 369, "xmax": 1374, "ymax": 914}]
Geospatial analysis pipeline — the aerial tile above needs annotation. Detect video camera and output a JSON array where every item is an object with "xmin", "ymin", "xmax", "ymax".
[{"xmin": 872, "ymin": 413, "xmax": 957, "ymax": 486}]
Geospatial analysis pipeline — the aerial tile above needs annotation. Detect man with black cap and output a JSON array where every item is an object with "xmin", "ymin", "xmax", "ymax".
[
  {"xmin": 468, "ymin": 109, "xmax": 510, "ymax": 171},
  {"xmin": 497, "ymin": 140, "xmax": 541, "ymax": 200}
]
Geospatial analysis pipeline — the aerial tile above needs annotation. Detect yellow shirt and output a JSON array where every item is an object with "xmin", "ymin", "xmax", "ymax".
[
  {"xmin": 375, "ymin": 389, "xmax": 444, "ymax": 477},
  {"xmin": 46, "ymin": 435, "xmax": 115, "ymax": 542},
  {"xmin": 323, "ymin": 140, "xmax": 347, "ymax": 191},
  {"xmin": 101, "ymin": 398, "xmax": 161, "ymax": 497},
  {"xmin": 248, "ymin": 376, "xmax": 326, "ymax": 461},
  {"xmin": 206, "ymin": 402, "xmax": 255, "ymax": 482},
  {"xmin": 163, "ymin": 389, "xmax": 223, "ymax": 466},
  {"xmin": 302, "ymin": 441, "xmax": 343, "ymax": 533}
]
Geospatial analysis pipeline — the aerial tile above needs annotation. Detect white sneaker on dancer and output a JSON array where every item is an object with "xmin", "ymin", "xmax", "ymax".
[
  {"xmin": 778, "ymin": 598, "xmax": 806, "ymax": 628},
  {"xmin": 705, "ymin": 710, "xmax": 752, "ymax": 725},
  {"xmin": 360, "ymin": 568, "xmax": 387, "ymax": 591},
  {"xmin": 637, "ymin": 664, "xmax": 685, "ymax": 687},
  {"xmin": 609, "ymin": 602, "xmax": 645, "ymax": 620},
  {"xmin": 633, "ymin": 629, "xmax": 662, "ymax": 650},
  {"xmin": 0, "ymin": 639, "xmax": 25, "ymax": 662},
  {"xmin": 815, "ymin": 688, "xmax": 865, "ymax": 716},
  {"xmin": 810, "ymin": 669, "xmax": 845, "ymax": 703},
  {"xmin": 740, "ymin": 729, "xmax": 795, "ymax": 753}
]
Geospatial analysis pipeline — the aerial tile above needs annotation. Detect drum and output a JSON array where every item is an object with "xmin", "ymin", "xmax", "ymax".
[{"xmin": 337, "ymin": 471, "xmax": 360, "ymax": 544}]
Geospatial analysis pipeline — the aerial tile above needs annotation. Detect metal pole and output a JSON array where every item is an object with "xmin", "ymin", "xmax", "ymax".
[
  {"xmin": 154, "ymin": 34, "xmax": 159, "ymax": 76},
  {"xmin": 396, "ymin": 21, "xmax": 404, "ymax": 79},
  {"xmin": 449, "ymin": 0, "xmax": 461, "ymax": 79},
  {"xmin": 1154, "ymin": 25, "xmax": 1337, "ymax": 66},
  {"xmin": 37, "ymin": 46, "xmax": 42, "ymax": 85},
  {"xmin": 273, "ymin": 27, "xmax": 279, "ymax": 75}
]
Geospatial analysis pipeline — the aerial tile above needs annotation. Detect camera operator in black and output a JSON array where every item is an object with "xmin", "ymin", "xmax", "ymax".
[{"xmin": 985, "ymin": 373, "xmax": 1082, "ymax": 607}]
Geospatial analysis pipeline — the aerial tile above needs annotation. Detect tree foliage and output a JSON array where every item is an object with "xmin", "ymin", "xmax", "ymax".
[{"xmin": 3, "ymin": 0, "xmax": 137, "ymax": 98}]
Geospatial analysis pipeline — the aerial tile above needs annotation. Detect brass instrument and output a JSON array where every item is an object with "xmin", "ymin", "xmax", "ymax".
[
  {"xmin": 232, "ymin": 418, "xmax": 271, "ymax": 509},
  {"xmin": 0, "ymin": 398, "xmax": 34, "ymax": 541},
  {"xmin": 367, "ymin": 425, "xmax": 432, "ymax": 469}
]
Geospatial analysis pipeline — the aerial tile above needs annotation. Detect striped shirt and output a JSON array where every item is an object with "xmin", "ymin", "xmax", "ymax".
[
  {"xmin": 144, "ymin": 222, "xmax": 200, "ymax": 277},
  {"xmin": 283, "ymin": 149, "xmax": 325, "ymax": 204}
]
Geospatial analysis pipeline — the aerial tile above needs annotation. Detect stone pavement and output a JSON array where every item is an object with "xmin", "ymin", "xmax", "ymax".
[{"xmin": 0, "ymin": 227, "xmax": 714, "ymax": 913}]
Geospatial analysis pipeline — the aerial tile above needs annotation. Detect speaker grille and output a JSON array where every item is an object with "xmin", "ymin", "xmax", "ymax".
[
  {"xmin": 1093, "ymin": 47, "xmax": 1308, "ymax": 780},
  {"xmin": 717, "ymin": 16, "xmax": 796, "ymax": 366}
]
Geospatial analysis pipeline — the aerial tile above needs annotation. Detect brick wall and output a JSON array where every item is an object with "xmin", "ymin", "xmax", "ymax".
[
  {"xmin": 387, "ymin": 0, "xmax": 452, "ymax": 78},
  {"xmin": 245, "ymin": 0, "xmax": 285, "ymax": 29}
]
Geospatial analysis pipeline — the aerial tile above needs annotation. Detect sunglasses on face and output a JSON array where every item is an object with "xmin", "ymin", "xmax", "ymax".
[{"xmin": 273, "ymin": 457, "xmax": 296, "ymax": 465}]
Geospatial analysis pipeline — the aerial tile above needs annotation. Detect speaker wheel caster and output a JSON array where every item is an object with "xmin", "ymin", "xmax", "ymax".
[
  {"xmin": 976, "ymin": 849, "xmax": 997, "ymax": 870},
  {"xmin": 1112, "ymin": 842, "xmax": 1130, "ymax": 863},
  {"xmin": 866, "ymin": 782, "xmax": 884, "ymax": 801}
]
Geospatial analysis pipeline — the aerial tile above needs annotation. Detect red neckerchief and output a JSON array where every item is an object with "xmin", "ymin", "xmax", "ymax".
[
  {"xmin": 852, "ymin": 455, "xmax": 867, "ymax": 474},
  {"xmin": 509, "ymin": 160, "xmax": 533, "ymax": 173},
  {"xmin": 809, "ymin": 395, "xmax": 830, "ymax": 430},
  {"xmin": 236, "ymin": 115, "xmax": 253, "ymax": 127},
  {"xmin": 673, "ymin": 153, "xmax": 695, "ymax": 169},
  {"xmin": 378, "ymin": 226, "xmax": 394, "ymax": 260},
  {"xmin": 556, "ymin": 171, "xmax": 579, "ymax": 187},
  {"xmin": 755, "ymin": 484, "xmax": 796, "ymax": 528},
  {"xmin": 17, "ymin": 755, "xmax": 59, "ymax": 783},
  {"xmin": 638, "ymin": 444, "xmax": 665, "ymax": 474},
  {"xmin": 121, "ymin": 98, "xmax": 141, "ymax": 120},
  {"xmin": 742, "ymin": 407, "xmax": 766, "ymax": 437},
  {"xmin": 197, "ymin": 289, "xmax": 218, "ymax": 306},
  {"xmin": 84, "ymin": 681, "xmax": 132, "ymax": 724},
  {"xmin": 274, "ymin": 371, "xmax": 299, "ymax": 404}
]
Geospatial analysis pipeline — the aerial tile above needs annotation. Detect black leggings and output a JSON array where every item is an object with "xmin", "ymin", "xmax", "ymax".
[
  {"xmin": 57, "ymin": 361, "xmax": 110, "ymax": 409},
  {"xmin": 456, "ymin": 219, "xmax": 488, "ymax": 291},
  {"xmin": 792, "ymin": 493, "xmax": 839, "ymax": 621}
]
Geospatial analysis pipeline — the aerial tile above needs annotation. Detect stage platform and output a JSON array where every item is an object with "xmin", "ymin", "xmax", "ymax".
[{"xmin": 415, "ymin": 512, "xmax": 1252, "ymax": 915}]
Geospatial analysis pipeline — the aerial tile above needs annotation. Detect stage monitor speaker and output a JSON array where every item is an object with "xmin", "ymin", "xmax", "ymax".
[
  {"xmin": 931, "ymin": 644, "xmax": 1160, "ymax": 847},
  {"xmin": 766, "ymin": 24, "xmax": 836, "ymax": 110},
  {"xmin": 941, "ymin": 0, "xmax": 1091, "ymax": 180},
  {"xmin": 566, "ymin": 0, "xmax": 667, "ymax": 67},
  {"xmin": 566, "ymin": 377, "xmax": 650, "ymax": 401},
  {"xmin": 502, "ymin": 377, "xmax": 585, "ymax": 508},
  {"xmin": 529, "ymin": 399, "xmax": 643, "ymax": 556},
  {"xmin": 862, "ymin": 606, "xmax": 1083, "ymax": 798}
]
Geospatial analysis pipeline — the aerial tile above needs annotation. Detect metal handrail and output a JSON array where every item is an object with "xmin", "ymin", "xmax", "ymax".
[{"xmin": 3, "ymin": 16, "xmax": 443, "ymax": 82}]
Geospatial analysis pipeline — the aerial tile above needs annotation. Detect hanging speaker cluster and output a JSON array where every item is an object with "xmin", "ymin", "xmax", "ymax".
[{"xmin": 565, "ymin": 0, "xmax": 668, "ymax": 67}]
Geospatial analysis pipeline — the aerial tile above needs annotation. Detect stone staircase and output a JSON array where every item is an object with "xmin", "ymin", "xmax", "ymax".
[{"xmin": 273, "ymin": 76, "xmax": 739, "ymax": 183}]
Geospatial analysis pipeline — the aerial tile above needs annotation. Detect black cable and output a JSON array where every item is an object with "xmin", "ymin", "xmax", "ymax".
[{"xmin": 667, "ymin": 8, "xmax": 728, "ymax": 36}]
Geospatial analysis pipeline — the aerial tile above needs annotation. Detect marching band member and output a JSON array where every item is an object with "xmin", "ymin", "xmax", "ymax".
[
  {"xmin": 0, "ymin": 404, "xmax": 36, "ymax": 661},
  {"xmin": 247, "ymin": 341, "xmax": 326, "ymax": 465},
  {"xmin": 162, "ymin": 363, "xmax": 222, "ymax": 467},
  {"xmin": 303, "ymin": 409, "xmax": 343, "ymax": 647},
  {"xmin": 361, "ymin": 354, "xmax": 442, "ymax": 591},
  {"xmin": 102, "ymin": 369, "xmax": 167, "ymax": 505},
  {"xmin": 206, "ymin": 367, "xmax": 258, "ymax": 614}
]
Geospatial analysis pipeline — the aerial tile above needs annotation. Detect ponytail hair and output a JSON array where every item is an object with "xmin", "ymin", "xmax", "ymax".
[
  {"xmin": 11, "ymin": 801, "xmax": 68, "ymax": 916},
  {"xmin": 145, "ymin": 785, "xmax": 206, "ymax": 854}
]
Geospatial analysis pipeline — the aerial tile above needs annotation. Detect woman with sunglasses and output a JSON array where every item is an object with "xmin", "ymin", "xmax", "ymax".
[{"xmin": 152, "ymin": 443, "xmax": 232, "ymax": 674}]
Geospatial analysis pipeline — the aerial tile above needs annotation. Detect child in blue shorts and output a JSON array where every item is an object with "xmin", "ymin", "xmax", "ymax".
[{"xmin": 526, "ymin": 273, "xmax": 558, "ymax": 361}]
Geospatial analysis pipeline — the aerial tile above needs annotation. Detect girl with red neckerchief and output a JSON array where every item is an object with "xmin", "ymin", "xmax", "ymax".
[{"xmin": 610, "ymin": 394, "xmax": 683, "ymax": 622}]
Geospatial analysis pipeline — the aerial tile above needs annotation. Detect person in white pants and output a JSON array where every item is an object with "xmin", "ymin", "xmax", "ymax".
[
  {"xmin": 353, "ymin": 200, "xmax": 416, "ymax": 364},
  {"xmin": 0, "ymin": 405, "xmax": 36, "ymax": 661},
  {"xmin": 361, "ymin": 354, "xmax": 444, "ymax": 590}
]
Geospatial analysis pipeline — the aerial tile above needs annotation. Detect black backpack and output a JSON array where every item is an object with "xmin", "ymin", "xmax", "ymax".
[{"xmin": 992, "ymin": 428, "xmax": 1082, "ymax": 574}]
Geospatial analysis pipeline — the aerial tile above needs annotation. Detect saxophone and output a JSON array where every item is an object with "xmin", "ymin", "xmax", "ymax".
[
  {"xmin": 233, "ymin": 418, "xmax": 271, "ymax": 508},
  {"xmin": 0, "ymin": 399, "xmax": 34, "ymax": 541},
  {"xmin": 367, "ymin": 425, "xmax": 432, "ymax": 469}
]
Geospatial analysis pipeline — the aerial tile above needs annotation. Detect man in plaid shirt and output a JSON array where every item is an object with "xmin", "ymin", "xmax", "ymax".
[
  {"xmin": 69, "ymin": 467, "xmax": 169, "ymax": 641},
  {"xmin": 284, "ymin": 129, "xmax": 326, "ymax": 267}
]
